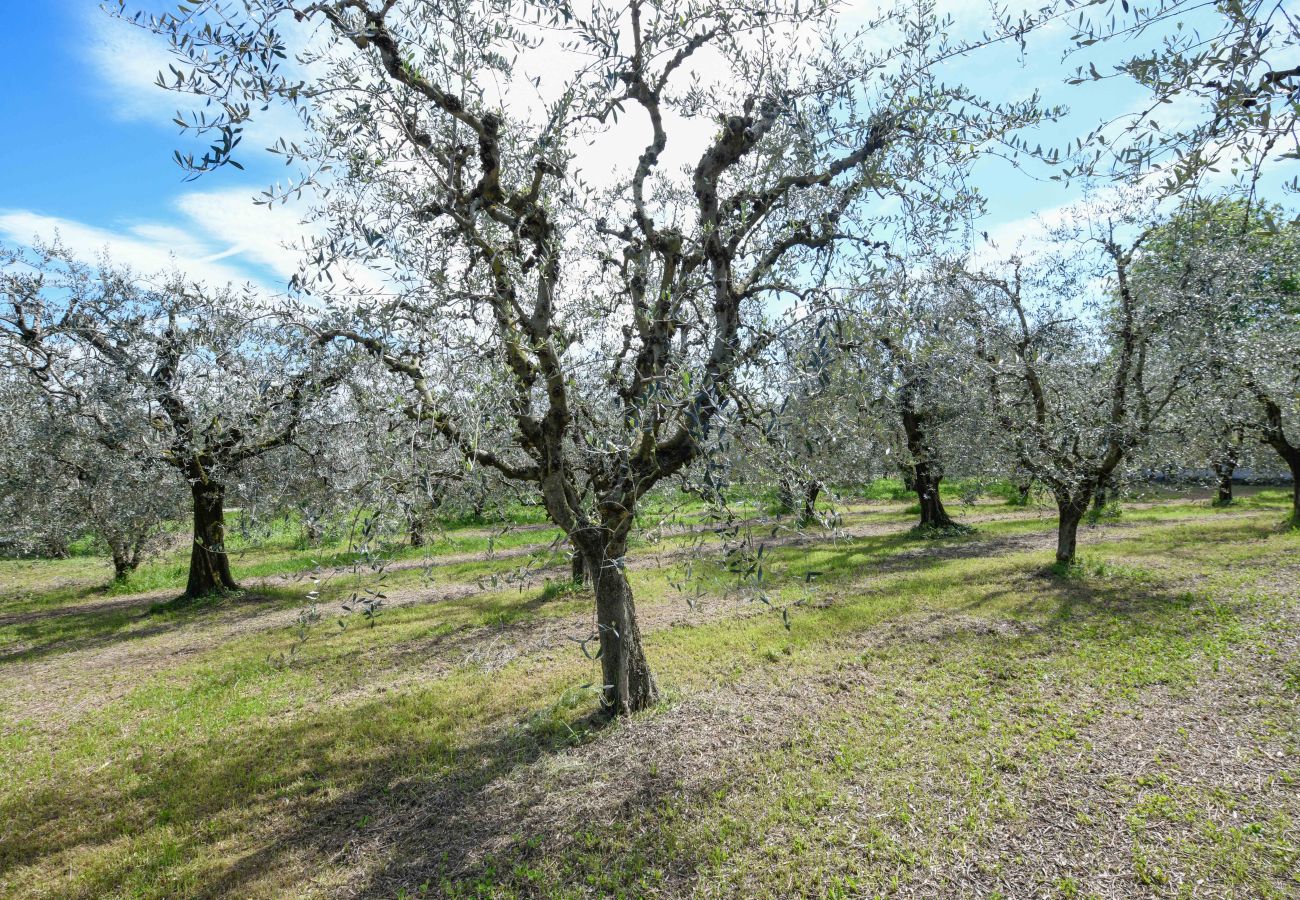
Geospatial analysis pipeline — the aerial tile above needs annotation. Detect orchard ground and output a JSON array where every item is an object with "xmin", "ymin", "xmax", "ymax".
[{"xmin": 0, "ymin": 484, "xmax": 1297, "ymax": 899}]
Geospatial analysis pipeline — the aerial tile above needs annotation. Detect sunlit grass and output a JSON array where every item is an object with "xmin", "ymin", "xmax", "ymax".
[{"xmin": 0, "ymin": 494, "xmax": 1296, "ymax": 897}]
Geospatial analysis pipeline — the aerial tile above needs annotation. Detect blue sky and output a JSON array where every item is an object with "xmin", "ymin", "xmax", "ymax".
[
  {"xmin": 0, "ymin": 1, "xmax": 303, "ymax": 288},
  {"xmin": 0, "ymin": 0, "xmax": 1214, "ymax": 290}
]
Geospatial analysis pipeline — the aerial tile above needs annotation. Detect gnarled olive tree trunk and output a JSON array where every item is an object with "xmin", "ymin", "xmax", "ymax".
[
  {"xmin": 407, "ymin": 510, "xmax": 427, "ymax": 548},
  {"xmin": 801, "ymin": 481, "xmax": 822, "ymax": 525},
  {"xmin": 186, "ymin": 479, "xmax": 238, "ymax": 597},
  {"xmin": 108, "ymin": 533, "xmax": 147, "ymax": 582},
  {"xmin": 912, "ymin": 460, "xmax": 955, "ymax": 529},
  {"xmin": 779, "ymin": 478, "xmax": 822, "ymax": 525},
  {"xmin": 1054, "ymin": 492, "xmax": 1091, "ymax": 566},
  {"xmin": 900, "ymin": 392, "xmax": 956, "ymax": 530},
  {"xmin": 577, "ymin": 536, "xmax": 658, "ymax": 717},
  {"xmin": 1211, "ymin": 448, "xmax": 1237, "ymax": 505}
]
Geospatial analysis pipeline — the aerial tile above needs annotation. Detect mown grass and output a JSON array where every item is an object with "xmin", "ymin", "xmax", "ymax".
[{"xmin": 0, "ymin": 490, "xmax": 1296, "ymax": 898}]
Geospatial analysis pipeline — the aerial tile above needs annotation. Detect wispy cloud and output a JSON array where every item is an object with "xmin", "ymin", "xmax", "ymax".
[
  {"xmin": 0, "ymin": 188, "xmax": 310, "ymax": 291},
  {"xmin": 83, "ymin": 12, "xmax": 180, "ymax": 123},
  {"xmin": 81, "ymin": 6, "xmax": 306, "ymax": 158}
]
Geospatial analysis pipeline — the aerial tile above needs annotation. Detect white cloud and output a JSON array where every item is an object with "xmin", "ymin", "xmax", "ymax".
[
  {"xmin": 0, "ymin": 207, "xmax": 256, "ymax": 287},
  {"xmin": 174, "ymin": 189, "xmax": 311, "ymax": 278},
  {"xmin": 82, "ymin": 6, "xmax": 307, "ymax": 158},
  {"xmin": 0, "ymin": 185, "xmax": 315, "ymax": 291},
  {"xmin": 84, "ymin": 12, "xmax": 180, "ymax": 122}
]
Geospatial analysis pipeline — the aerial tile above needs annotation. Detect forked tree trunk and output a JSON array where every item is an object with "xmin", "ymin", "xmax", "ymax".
[
  {"xmin": 571, "ymin": 550, "xmax": 587, "ymax": 585},
  {"xmin": 1055, "ymin": 494, "xmax": 1090, "ymax": 566},
  {"xmin": 913, "ymin": 462, "xmax": 956, "ymax": 529},
  {"xmin": 582, "ymin": 540, "xmax": 658, "ymax": 717},
  {"xmin": 1211, "ymin": 439, "xmax": 1239, "ymax": 505},
  {"xmin": 407, "ymin": 510, "xmax": 426, "ymax": 548},
  {"xmin": 110, "ymin": 543, "xmax": 136, "ymax": 582},
  {"xmin": 186, "ymin": 480, "xmax": 238, "ymax": 597},
  {"xmin": 109, "ymin": 533, "xmax": 147, "ymax": 582},
  {"xmin": 801, "ymin": 482, "xmax": 821, "ymax": 525}
]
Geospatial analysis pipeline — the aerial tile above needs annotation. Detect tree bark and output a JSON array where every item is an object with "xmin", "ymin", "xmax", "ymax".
[
  {"xmin": 581, "ymin": 539, "xmax": 658, "ymax": 717},
  {"xmin": 777, "ymin": 477, "xmax": 797, "ymax": 515},
  {"xmin": 109, "ymin": 535, "xmax": 143, "ymax": 582},
  {"xmin": 913, "ymin": 461, "xmax": 956, "ymax": 529},
  {"xmin": 111, "ymin": 550, "xmax": 134, "ymax": 582},
  {"xmin": 1282, "ymin": 451, "xmax": 1300, "ymax": 523},
  {"xmin": 898, "ymin": 463, "xmax": 916, "ymax": 493},
  {"xmin": 571, "ymin": 550, "xmax": 587, "ymax": 586},
  {"xmin": 407, "ymin": 510, "xmax": 426, "ymax": 548},
  {"xmin": 1254, "ymin": 392, "xmax": 1300, "ymax": 522},
  {"xmin": 1055, "ymin": 494, "xmax": 1089, "ymax": 566},
  {"xmin": 1212, "ymin": 461, "xmax": 1235, "ymax": 505},
  {"xmin": 1211, "ymin": 436, "xmax": 1239, "ymax": 505},
  {"xmin": 185, "ymin": 479, "xmax": 238, "ymax": 597},
  {"xmin": 900, "ymin": 392, "xmax": 956, "ymax": 530},
  {"xmin": 801, "ymin": 481, "xmax": 821, "ymax": 525}
]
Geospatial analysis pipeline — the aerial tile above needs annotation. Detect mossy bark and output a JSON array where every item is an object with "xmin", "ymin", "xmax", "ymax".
[{"xmin": 185, "ymin": 480, "xmax": 238, "ymax": 597}]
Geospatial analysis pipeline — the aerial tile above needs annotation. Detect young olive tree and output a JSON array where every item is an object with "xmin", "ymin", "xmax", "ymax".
[
  {"xmin": 0, "ymin": 246, "xmax": 350, "ymax": 597},
  {"xmin": 135, "ymin": 0, "xmax": 1047, "ymax": 714},
  {"xmin": 848, "ymin": 258, "xmax": 981, "ymax": 532},
  {"xmin": 964, "ymin": 205, "xmax": 1196, "ymax": 566},
  {"xmin": 0, "ymin": 371, "xmax": 185, "ymax": 578}
]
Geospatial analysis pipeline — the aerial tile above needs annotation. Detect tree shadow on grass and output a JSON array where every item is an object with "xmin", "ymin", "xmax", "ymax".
[
  {"xmin": 206, "ymin": 520, "xmax": 1297, "ymax": 895},
  {"xmin": 0, "ymin": 589, "xmax": 299, "ymax": 666},
  {"xmin": 0, "ymin": 663, "xmax": 715, "ymax": 900},
  {"xmin": 203, "ymin": 713, "xmax": 715, "ymax": 899},
  {"xmin": 8, "ymin": 513, "xmax": 1279, "ymax": 897}
]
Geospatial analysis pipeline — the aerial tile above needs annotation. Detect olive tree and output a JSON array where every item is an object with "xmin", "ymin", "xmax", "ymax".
[
  {"xmin": 847, "ymin": 257, "xmax": 984, "ymax": 532},
  {"xmin": 963, "ymin": 202, "xmax": 1197, "ymax": 566},
  {"xmin": 0, "ymin": 373, "xmax": 186, "ymax": 578},
  {"xmin": 1137, "ymin": 198, "xmax": 1300, "ymax": 518},
  {"xmin": 132, "ymin": 0, "xmax": 1049, "ymax": 714},
  {"xmin": 0, "ymin": 245, "xmax": 350, "ymax": 597}
]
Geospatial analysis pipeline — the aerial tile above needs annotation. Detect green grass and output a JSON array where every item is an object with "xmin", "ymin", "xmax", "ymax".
[{"xmin": 1, "ymin": 495, "xmax": 1297, "ymax": 898}]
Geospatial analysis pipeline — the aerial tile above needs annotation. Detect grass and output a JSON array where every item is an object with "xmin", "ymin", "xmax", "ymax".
[{"xmin": 0, "ymin": 489, "xmax": 1297, "ymax": 897}]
